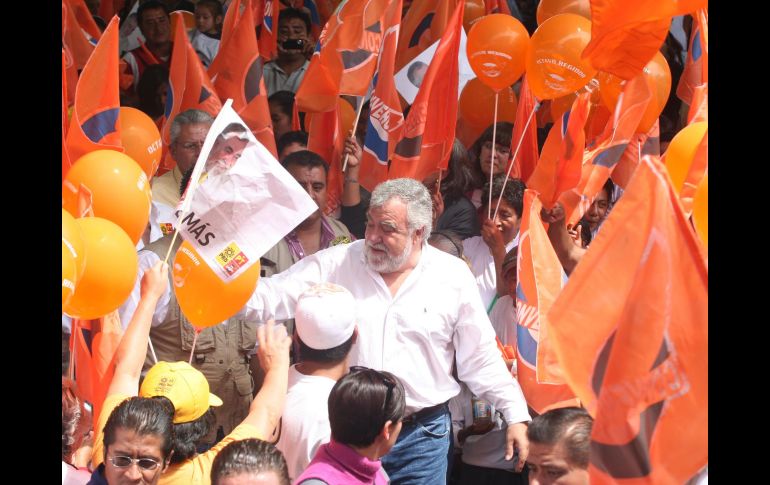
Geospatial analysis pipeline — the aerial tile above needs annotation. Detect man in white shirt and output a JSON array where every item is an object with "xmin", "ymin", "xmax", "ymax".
[
  {"xmin": 240, "ymin": 178, "xmax": 531, "ymax": 485},
  {"xmin": 275, "ymin": 283, "xmax": 358, "ymax": 481}
]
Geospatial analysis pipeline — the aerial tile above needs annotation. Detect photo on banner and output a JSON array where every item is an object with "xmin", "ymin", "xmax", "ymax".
[
  {"xmin": 394, "ymin": 28, "xmax": 475, "ymax": 104},
  {"xmin": 176, "ymin": 100, "xmax": 318, "ymax": 282}
]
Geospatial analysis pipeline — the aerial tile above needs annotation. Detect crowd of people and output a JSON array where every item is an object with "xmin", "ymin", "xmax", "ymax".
[{"xmin": 63, "ymin": 1, "xmax": 706, "ymax": 484}]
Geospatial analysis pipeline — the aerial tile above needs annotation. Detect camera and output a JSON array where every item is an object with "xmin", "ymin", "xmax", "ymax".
[{"xmin": 282, "ymin": 39, "xmax": 305, "ymax": 50}]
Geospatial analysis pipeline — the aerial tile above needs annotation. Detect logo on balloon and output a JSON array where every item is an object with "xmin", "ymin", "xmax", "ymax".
[{"xmin": 481, "ymin": 62, "xmax": 501, "ymax": 78}]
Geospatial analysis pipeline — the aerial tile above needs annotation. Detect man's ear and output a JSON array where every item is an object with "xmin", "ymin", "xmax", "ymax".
[{"xmin": 162, "ymin": 450, "xmax": 174, "ymax": 472}]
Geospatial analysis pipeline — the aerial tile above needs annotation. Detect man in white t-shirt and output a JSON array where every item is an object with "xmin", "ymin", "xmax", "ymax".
[{"xmin": 275, "ymin": 283, "xmax": 358, "ymax": 481}]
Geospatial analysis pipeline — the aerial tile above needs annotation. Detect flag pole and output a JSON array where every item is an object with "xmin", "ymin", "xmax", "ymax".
[
  {"xmin": 488, "ymin": 92, "xmax": 499, "ymax": 220},
  {"xmin": 342, "ymin": 97, "xmax": 366, "ymax": 172}
]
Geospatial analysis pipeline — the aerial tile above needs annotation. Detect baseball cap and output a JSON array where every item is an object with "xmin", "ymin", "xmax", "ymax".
[
  {"xmin": 295, "ymin": 283, "xmax": 357, "ymax": 350},
  {"xmin": 139, "ymin": 361, "xmax": 223, "ymax": 424}
]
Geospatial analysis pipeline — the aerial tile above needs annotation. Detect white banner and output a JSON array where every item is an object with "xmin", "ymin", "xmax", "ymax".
[{"xmin": 176, "ymin": 100, "xmax": 317, "ymax": 281}]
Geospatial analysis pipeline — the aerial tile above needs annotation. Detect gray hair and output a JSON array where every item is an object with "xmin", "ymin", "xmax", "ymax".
[
  {"xmin": 169, "ymin": 109, "xmax": 214, "ymax": 144},
  {"xmin": 370, "ymin": 178, "xmax": 433, "ymax": 245}
]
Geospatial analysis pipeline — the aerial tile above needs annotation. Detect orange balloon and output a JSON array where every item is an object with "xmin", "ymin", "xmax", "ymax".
[
  {"xmin": 692, "ymin": 173, "xmax": 707, "ymax": 247},
  {"xmin": 120, "ymin": 107, "xmax": 163, "ymax": 180},
  {"xmin": 63, "ymin": 217, "xmax": 139, "ymax": 319},
  {"xmin": 597, "ymin": 51, "xmax": 672, "ymax": 134},
  {"xmin": 664, "ymin": 122, "xmax": 707, "ymax": 193},
  {"xmin": 459, "ymin": 78, "xmax": 518, "ymax": 137},
  {"xmin": 463, "ymin": 0, "xmax": 485, "ymax": 33},
  {"xmin": 62, "ymin": 208, "xmax": 86, "ymax": 282},
  {"xmin": 170, "ymin": 10, "xmax": 196, "ymax": 34},
  {"xmin": 173, "ymin": 241, "xmax": 261, "ymax": 328},
  {"xmin": 62, "ymin": 243, "xmax": 77, "ymax": 306},
  {"xmin": 526, "ymin": 14, "xmax": 596, "ymax": 100},
  {"xmin": 467, "ymin": 14, "xmax": 530, "ymax": 92},
  {"xmin": 536, "ymin": 0, "xmax": 591, "ymax": 25},
  {"xmin": 62, "ymin": 150, "xmax": 152, "ymax": 244}
]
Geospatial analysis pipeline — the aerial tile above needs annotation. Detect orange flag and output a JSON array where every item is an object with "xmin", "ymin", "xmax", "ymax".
[
  {"xmin": 65, "ymin": 16, "xmax": 123, "ymax": 164},
  {"xmin": 508, "ymin": 76, "xmax": 540, "ymax": 182},
  {"xmin": 160, "ymin": 12, "xmax": 223, "ymax": 173},
  {"xmin": 677, "ymin": 129, "xmax": 707, "ymax": 216},
  {"xmin": 526, "ymin": 92, "xmax": 590, "ymax": 208},
  {"xmin": 611, "ymin": 119, "xmax": 660, "ymax": 190},
  {"xmin": 307, "ymin": 107, "xmax": 344, "ymax": 215},
  {"xmin": 558, "ymin": 74, "xmax": 650, "ymax": 225},
  {"xmin": 485, "ymin": 0, "xmax": 512, "ymax": 15},
  {"xmin": 258, "ymin": 0, "xmax": 280, "ymax": 62},
  {"xmin": 209, "ymin": 0, "xmax": 277, "ymax": 157},
  {"xmin": 687, "ymin": 84, "xmax": 708, "ymax": 124},
  {"xmin": 66, "ymin": 0, "xmax": 103, "ymax": 40},
  {"xmin": 63, "ymin": 50, "xmax": 73, "ymax": 180},
  {"xmin": 548, "ymin": 155, "xmax": 707, "ymax": 484},
  {"xmin": 395, "ymin": 0, "xmax": 456, "ymax": 71},
  {"xmin": 676, "ymin": 9, "xmax": 708, "ymax": 105},
  {"xmin": 516, "ymin": 190, "xmax": 581, "ymax": 413},
  {"xmin": 389, "ymin": 0, "xmax": 463, "ymax": 181},
  {"xmin": 62, "ymin": 0, "xmax": 95, "ymax": 73},
  {"xmin": 220, "ymin": 0, "xmax": 243, "ymax": 48},
  {"xmin": 360, "ymin": 0, "xmax": 404, "ymax": 193},
  {"xmin": 295, "ymin": 0, "xmax": 389, "ymax": 114},
  {"xmin": 583, "ymin": 0, "xmax": 707, "ymax": 80}
]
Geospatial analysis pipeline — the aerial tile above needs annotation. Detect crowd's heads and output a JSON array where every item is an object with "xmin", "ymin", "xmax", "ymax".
[
  {"xmin": 206, "ymin": 123, "xmax": 252, "ymax": 172},
  {"xmin": 102, "ymin": 396, "xmax": 175, "ymax": 485},
  {"xmin": 268, "ymin": 91, "xmax": 296, "ymax": 143},
  {"xmin": 441, "ymin": 139, "xmax": 476, "ymax": 202},
  {"xmin": 295, "ymin": 283, "xmax": 357, "ymax": 363},
  {"xmin": 169, "ymin": 109, "xmax": 214, "ymax": 173},
  {"xmin": 136, "ymin": 64, "xmax": 169, "ymax": 120},
  {"xmin": 365, "ymin": 179, "xmax": 433, "ymax": 273},
  {"xmin": 482, "ymin": 175, "xmax": 526, "ymax": 242},
  {"xmin": 502, "ymin": 246, "xmax": 518, "ymax": 298},
  {"xmin": 62, "ymin": 377, "xmax": 90, "ymax": 463},
  {"xmin": 194, "ymin": 0, "xmax": 224, "ymax": 35},
  {"xmin": 580, "ymin": 178, "xmax": 616, "ymax": 245},
  {"xmin": 526, "ymin": 407, "xmax": 593, "ymax": 485},
  {"xmin": 328, "ymin": 367, "xmax": 406, "ymax": 453},
  {"xmin": 281, "ymin": 150, "xmax": 329, "ymax": 222},
  {"xmin": 277, "ymin": 131, "xmax": 309, "ymax": 161},
  {"xmin": 137, "ymin": 1, "xmax": 171, "ymax": 46},
  {"xmin": 427, "ymin": 230, "xmax": 465, "ymax": 260},
  {"xmin": 276, "ymin": 8, "xmax": 312, "ymax": 61},
  {"xmin": 470, "ymin": 122, "xmax": 514, "ymax": 182},
  {"xmin": 210, "ymin": 439, "xmax": 290, "ymax": 485}
]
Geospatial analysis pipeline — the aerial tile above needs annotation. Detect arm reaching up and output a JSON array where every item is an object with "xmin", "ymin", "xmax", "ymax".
[{"xmin": 541, "ymin": 203, "xmax": 586, "ymax": 276}]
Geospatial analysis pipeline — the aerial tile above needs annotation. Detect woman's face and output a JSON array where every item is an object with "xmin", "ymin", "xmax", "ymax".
[{"xmin": 479, "ymin": 140, "xmax": 510, "ymax": 177}]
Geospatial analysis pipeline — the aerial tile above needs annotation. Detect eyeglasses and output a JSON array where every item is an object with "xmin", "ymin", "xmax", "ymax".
[
  {"xmin": 350, "ymin": 366, "xmax": 396, "ymax": 420},
  {"xmin": 175, "ymin": 141, "xmax": 205, "ymax": 151},
  {"xmin": 109, "ymin": 455, "xmax": 162, "ymax": 471}
]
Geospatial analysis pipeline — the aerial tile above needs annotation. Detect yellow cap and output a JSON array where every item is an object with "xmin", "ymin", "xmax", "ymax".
[{"xmin": 139, "ymin": 361, "xmax": 223, "ymax": 424}]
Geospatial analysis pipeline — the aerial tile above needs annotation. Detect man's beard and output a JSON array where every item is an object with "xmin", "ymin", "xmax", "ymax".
[{"xmin": 364, "ymin": 239, "xmax": 413, "ymax": 274}]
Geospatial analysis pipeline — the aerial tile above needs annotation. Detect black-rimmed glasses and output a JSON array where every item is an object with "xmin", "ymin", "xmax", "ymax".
[{"xmin": 109, "ymin": 455, "xmax": 162, "ymax": 471}]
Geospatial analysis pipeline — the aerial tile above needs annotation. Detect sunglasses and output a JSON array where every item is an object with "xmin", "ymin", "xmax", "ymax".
[
  {"xmin": 109, "ymin": 455, "xmax": 162, "ymax": 471},
  {"xmin": 349, "ymin": 366, "xmax": 396, "ymax": 420}
]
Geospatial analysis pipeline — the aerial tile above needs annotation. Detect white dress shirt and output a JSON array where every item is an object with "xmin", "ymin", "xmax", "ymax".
[
  {"xmin": 239, "ymin": 240, "xmax": 531, "ymax": 425},
  {"xmin": 463, "ymin": 235, "xmax": 519, "ymax": 310}
]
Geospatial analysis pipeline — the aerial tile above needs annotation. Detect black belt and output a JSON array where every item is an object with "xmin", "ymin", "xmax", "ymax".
[{"xmin": 402, "ymin": 401, "xmax": 448, "ymax": 425}]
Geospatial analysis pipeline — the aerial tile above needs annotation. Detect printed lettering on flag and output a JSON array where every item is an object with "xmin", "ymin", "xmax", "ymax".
[{"xmin": 177, "ymin": 100, "xmax": 317, "ymax": 282}]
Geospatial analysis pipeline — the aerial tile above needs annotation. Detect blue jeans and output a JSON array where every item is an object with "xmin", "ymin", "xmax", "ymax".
[{"xmin": 382, "ymin": 405, "xmax": 451, "ymax": 485}]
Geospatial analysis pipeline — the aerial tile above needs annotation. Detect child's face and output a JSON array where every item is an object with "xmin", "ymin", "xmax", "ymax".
[{"xmin": 195, "ymin": 6, "xmax": 219, "ymax": 33}]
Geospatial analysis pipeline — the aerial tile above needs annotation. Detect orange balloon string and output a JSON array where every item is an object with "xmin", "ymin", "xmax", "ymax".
[
  {"xmin": 488, "ymin": 92, "xmax": 499, "ymax": 220},
  {"xmin": 188, "ymin": 328, "xmax": 201, "ymax": 364}
]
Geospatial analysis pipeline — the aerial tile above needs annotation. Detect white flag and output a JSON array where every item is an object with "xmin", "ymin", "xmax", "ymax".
[{"xmin": 176, "ymin": 100, "xmax": 317, "ymax": 281}]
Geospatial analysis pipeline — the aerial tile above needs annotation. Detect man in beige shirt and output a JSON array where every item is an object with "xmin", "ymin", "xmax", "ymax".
[{"xmin": 151, "ymin": 109, "xmax": 213, "ymax": 209}]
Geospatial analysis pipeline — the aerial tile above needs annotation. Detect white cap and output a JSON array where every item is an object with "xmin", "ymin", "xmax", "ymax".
[{"xmin": 295, "ymin": 283, "xmax": 357, "ymax": 350}]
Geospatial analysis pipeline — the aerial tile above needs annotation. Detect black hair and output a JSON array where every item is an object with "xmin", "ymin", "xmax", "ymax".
[
  {"xmin": 579, "ymin": 178, "xmax": 615, "ymax": 246},
  {"xmin": 281, "ymin": 150, "xmax": 329, "ymax": 175},
  {"xmin": 428, "ymin": 230, "xmax": 464, "ymax": 259},
  {"xmin": 527, "ymin": 407, "xmax": 593, "ymax": 469},
  {"xmin": 137, "ymin": 1, "xmax": 170, "ymax": 25},
  {"xmin": 278, "ymin": 7, "xmax": 311, "ymax": 34},
  {"xmin": 137, "ymin": 64, "xmax": 169, "ymax": 119},
  {"xmin": 297, "ymin": 334, "xmax": 355, "ymax": 364},
  {"xmin": 211, "ymin": 439, "xmax": 290, "ymax": 485},
  {"xmin": 439, "ymin": 139, "xmax": 476, "ymax": 205},
  {"xmin": 407, "ymin": 61, "xmax": 428, "ymax": 82},
  {"xmin": 103, "ymin": 396, "xmax": 175, "ymax": 461},
  {"xmin": 277, "ymin": 130, "xmax": 309, "ymax": 159},
  {"xmin": 469, "ymin": 122, "xmax": 514, "ymax": 188},
  {"xmin": 168, "ymin": 406, "xmax": 216, "ymax": 464},
  {"xmin": 196, "ymin": 0, "xmax": 224, "ymax": 18},
  {"xmin": 481, "ymin": 175, "xmax": 526, "ymax": 218},
  {"xmin": 268, "ymin": 90, "xmax": 296, "ymax": 118},
  {"xmin": 328, "ymin": 368, "xmax": 406, "ymax": 448}
]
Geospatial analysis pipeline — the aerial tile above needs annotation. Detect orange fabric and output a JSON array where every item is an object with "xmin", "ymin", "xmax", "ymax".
[
  {"xmin": 509, "ymin": 76, "xmax": 540, "ymax": 184},
  {"xmin": 307, "ymin": 107, "xmax": 344, "ymax": 215},
  {"xmin": 527, "ymin": 91, "xmax": 590, "ymax": 209},
  {"xmin": 485, "ymin": 0, "xmax": 512, "ymax": 15},
  {"xmin": 62, "ymin": 50, "xmax": 73, "ymax": 180},
  {"xmin": 611, "ymin": 120, "xmax": 660, "ymax": 190},
  {"xmin": 548, "ymin": 155, "xmax": 707, "ymax": 484},
  {"xmin": 65, "ymin": 16, "xmax": 123, "ymax": 163},
  {"xmin": 209, "ymin": 0, "xmax": 278, "ymax": 158},
  {"xmin": 258, "ymin": 0, "xmax": 280, "ymax": 62},
  {"xmin": 389, "ymin": 0, "xmax": 463, "ymax": 181},
  {"xmin": 66, "ymin": 0, "xmax": 103, "ymax": 39},
  {"xmin": 583, "ymin": 0, "xmax": 706, "ymax": 80},
  {"xmin": 221, "ymin": 0, "xmax": 243, "ymax": 48},
  {"xmin": 678, "ymin": 128, "xmax": 707, "ymax": 216},
  {"xmin": 676, "ymin": 9, "xmax": 708, "ymax": 104},
  {"xmin": 62, "ymin": 0, "xmax": 95, "ymax": 71},
  {"xmin": 395, "ymin": 0, "xmax": 456, "ymax": 71},
  {"xmin": 558, "ymin": 74, "xmax": 650, "ymax": 225},
  {"xmin": 687, "ymin": 84, "xmax": 708, "ymax": 125},
  {"xmin": 515, "ymin": 190, "xmax": 581, "ymax": 413},
  {"xmin": 98, "ymin": 0, "xmax": 117, "ymax": 23},
  {"xmin": 359, "ymin": 0, "xmax": 404, "ymax": 192},
  {"xmin": 295, "ymin": 0, "xmax": 390, "ymax": 114},
  {"xmin": 161, "ymin": 13, "xmax": 223, "ymax": 172},
  {"xmin": 89, "ymin": 311, "xmax": 124, "ymax": 431}
]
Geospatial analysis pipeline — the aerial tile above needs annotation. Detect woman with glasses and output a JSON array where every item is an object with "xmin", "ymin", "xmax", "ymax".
[
  {"xmin": 295, "ymin": 367, "xmax": 406, "ymax": 485},
  {"xmin": 468, "ymin": 122, "xmax": 515, "ymax": 210}
]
